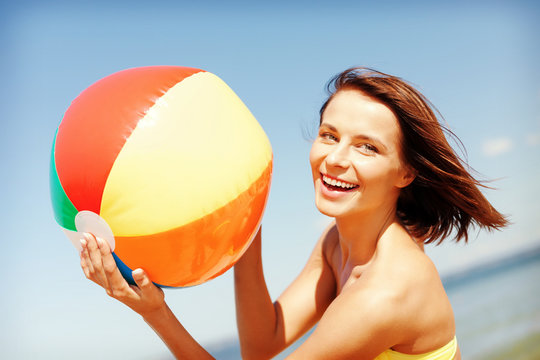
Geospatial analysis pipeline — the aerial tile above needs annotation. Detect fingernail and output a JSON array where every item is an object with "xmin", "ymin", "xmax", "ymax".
[
  {"xmin": 132, "ymin": 269, "xmax": 144, "ymax": 278},
  {"xmin": 96, "ymin": 237, "xmax": 103, "ymax": 247},
  {"xmin": 80, "ymin": 238, "xmax": 87, "ymax": 247}
]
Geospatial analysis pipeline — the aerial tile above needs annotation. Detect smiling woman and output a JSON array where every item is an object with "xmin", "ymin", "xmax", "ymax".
[
  {"xmin": 310, "ymin": 89, "xmax": 415, "ymax": 219},
  {"xmin": 78, "ymin": 67, "xmax": 508, "ymax": 360}
]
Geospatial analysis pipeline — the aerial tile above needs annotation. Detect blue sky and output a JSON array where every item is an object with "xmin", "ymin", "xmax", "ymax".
[{"xmin": 1, "ymin": 1, "xmax": 539, "ymax": 359}]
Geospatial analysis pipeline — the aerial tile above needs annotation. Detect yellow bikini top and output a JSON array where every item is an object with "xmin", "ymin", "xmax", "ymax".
[{"xmin": 374, "ymin": 336, "xmax": 457, "ymax": 360}]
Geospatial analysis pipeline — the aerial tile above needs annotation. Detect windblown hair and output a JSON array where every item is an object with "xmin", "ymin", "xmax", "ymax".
[{"xmin": 320, "ymin": 67, "xmax": 508, "ymax": 244}]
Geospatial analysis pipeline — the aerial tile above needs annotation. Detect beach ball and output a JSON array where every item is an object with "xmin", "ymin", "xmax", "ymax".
[{"xmin": 50, "ymin": 66, "xmax": 273, "ymax": 287}]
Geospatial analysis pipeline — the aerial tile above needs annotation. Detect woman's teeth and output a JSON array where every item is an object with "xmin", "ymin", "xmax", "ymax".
[{"xmin": 322, "ymin": 175, "xmax": 358, "ymax": 190}]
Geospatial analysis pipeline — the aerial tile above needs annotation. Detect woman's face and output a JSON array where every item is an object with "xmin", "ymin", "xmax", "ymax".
[{"xmin": 309, "ymin": 89, "xmax": 414, "ymax": 219}]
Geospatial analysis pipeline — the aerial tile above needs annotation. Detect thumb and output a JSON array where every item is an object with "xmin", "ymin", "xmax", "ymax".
[{"xmin": 132, "ymin": 269, "xmax": 154, "ymax": 292}]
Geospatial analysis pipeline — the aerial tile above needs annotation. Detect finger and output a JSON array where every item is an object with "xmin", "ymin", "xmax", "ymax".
[
  {"xmin": 80, "ymin": 238, "xmax": 95, "ymax": 279},
  {"xmin": 84, "ymin": 233, "xmax": 109, "ymax": 287},
  {"xmin": 96, "ymin": 236, "xmax": 133, "ymax": 299},
  {"xmin": 132, "ymin": 269, "xmax": 161, "ymax": 297},
  {"xmin": 80, "ymin": 246, "xmax": 91, "ymax": 279}
]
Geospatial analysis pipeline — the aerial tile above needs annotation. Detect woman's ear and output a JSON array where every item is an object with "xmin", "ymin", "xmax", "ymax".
[{"xmin": 396, "ymin": 167, "xmax": 416, "ymax": 189}]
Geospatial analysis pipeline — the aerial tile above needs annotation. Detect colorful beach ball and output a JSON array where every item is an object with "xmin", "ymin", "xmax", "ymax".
[{"xmin": 50, "ymin": 66, "xmax": 273, "ymax": 287}]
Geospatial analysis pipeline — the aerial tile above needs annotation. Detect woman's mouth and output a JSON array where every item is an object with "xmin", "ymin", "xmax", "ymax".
[{"xmin": 321, "ymin": 174, "xmax": 359, "ymax": 192}]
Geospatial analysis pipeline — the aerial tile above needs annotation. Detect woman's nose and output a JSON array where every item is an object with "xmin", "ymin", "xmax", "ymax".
[{"xmin": 326, "ymin": 144, "xmax": 350, "ymax": 168}]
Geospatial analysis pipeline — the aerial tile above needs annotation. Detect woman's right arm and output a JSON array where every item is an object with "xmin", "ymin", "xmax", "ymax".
[
  {"xmin": 80, "ymin": 233, "xmax": 214, "ymax": 360},
  {"xmin": 234, "ymin": 225, "xmax": 337, "ymax": 359}
]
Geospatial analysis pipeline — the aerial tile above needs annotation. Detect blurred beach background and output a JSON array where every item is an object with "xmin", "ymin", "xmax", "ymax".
[{"xmin": 1, "ymin": 1, "xmax": 539, "ymax": 359}]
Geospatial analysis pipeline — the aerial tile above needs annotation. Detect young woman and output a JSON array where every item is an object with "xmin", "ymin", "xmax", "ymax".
[{"xmin": 80, "ymin": 67, "xmax": 507, "ymax": 359}]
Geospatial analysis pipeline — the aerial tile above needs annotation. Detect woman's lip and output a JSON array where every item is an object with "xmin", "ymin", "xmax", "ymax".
[
  {"xmin": 317, "ymin": 173, "xmax": 359, "ymax": 200},
  {"xmin": 319, "ymin": 178, "xmax": 355, "ymax": 199},
  {"xmin": 320, "ymin": 173, "xmax": 358, "ymax": 189}
]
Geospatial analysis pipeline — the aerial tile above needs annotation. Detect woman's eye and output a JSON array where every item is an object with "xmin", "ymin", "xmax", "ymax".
[
  {"xmin": 358, "ymin": 143, "xmax": 378, "ymax": 154},
  {"xmin": 320, "ymin": 132, "xmax": 338, "ymax": 142}
]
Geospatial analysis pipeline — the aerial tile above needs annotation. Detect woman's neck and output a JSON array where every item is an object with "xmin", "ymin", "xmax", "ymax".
[{"xmin": 334, "ymin": 204, "xmax": 398, "ymax": 267}]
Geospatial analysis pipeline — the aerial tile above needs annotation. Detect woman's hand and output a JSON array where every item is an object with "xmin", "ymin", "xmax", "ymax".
[{"xmin": 79, "ymin": 233, "xmax": 165, "ymax": 317}]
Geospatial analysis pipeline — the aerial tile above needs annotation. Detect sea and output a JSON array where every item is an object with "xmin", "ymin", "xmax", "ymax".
[{"xmin": 206, "ymin": 245, "xmax": 540, "ymax": 360}]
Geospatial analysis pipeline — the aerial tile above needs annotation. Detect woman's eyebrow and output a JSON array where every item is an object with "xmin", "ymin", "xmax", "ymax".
[
  {"xmin": 319, "ymin": 123, "xmax": 337, "ymax": 131},
  {"xmin": 320, "ymin": 122, "xmax": 387, "ymax": 150}
]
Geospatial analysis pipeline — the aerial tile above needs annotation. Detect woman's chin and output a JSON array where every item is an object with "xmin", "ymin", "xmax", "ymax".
[{"xmin": 315, "ymin": 198, "xmax": 348, "ymax": 218}]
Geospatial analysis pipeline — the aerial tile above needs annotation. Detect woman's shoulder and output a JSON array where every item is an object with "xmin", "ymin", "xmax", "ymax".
[
  {"xmin": 361, "ymin": 227, "xmax": 455, "ymax": 351},
  {"xmin": 306, "ymin": 222, "xmax": 455, "ymax": 354}
]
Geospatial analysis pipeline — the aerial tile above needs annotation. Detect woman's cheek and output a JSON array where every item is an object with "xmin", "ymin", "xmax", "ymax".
[
  {"xmin": 309, "ymin": 144, "xmax": 325, "ymax": 173},
  {"xmin": 353, "ymin": 159, "xmax": 392, "ymax": 183}
]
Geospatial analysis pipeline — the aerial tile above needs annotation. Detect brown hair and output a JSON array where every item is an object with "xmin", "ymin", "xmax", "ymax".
[{"xmin": 320, "ymin": 67, "xmax": 508, "ymax": 244}]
